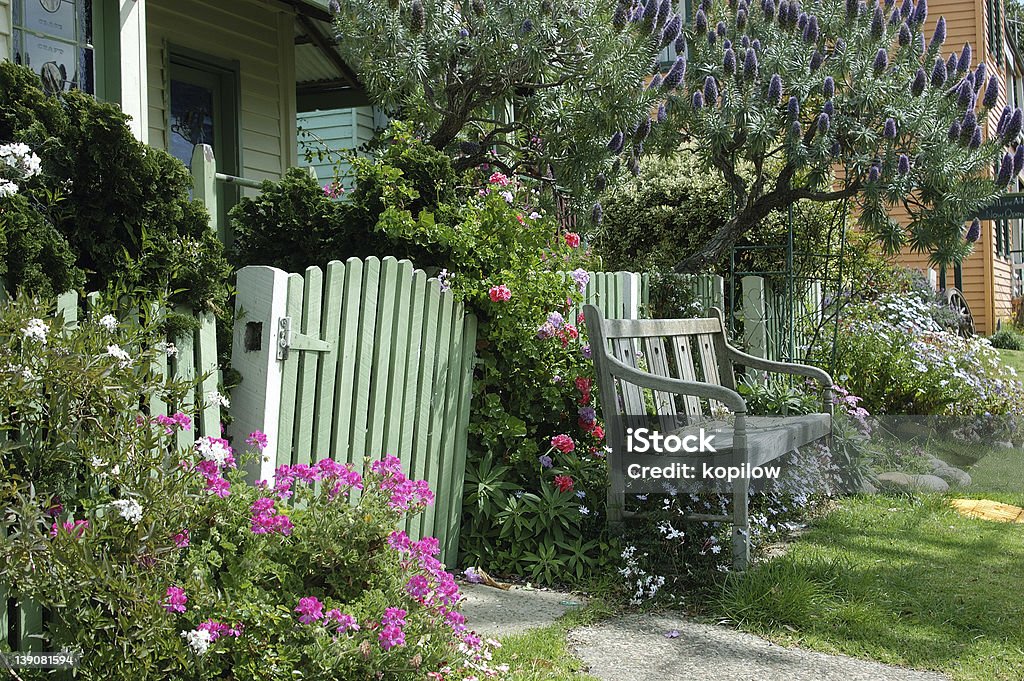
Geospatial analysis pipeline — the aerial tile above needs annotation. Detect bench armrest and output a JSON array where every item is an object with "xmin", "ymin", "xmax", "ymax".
[
  {"xmin": 724, "ymin": 345, "xmax": 834, "ymax": 388},
  {"xmin": 603, "ymin": 354, "xmax": 747, "ymax": 413}
]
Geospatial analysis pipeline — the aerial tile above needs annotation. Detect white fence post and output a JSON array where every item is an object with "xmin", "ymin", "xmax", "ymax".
[
  {"xmin": 229, "ymin": 265, "xmax": 290, "ymax": 482},
  {"xmin": 741, "ymin": 275, "xmax": 767, "ymax": 360},
  {"xmin": 620, "ymin": 272, "xmax": 642, "ymax": 319}
]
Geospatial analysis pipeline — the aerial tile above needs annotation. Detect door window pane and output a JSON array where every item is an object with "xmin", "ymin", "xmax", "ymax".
[
  {"xmin": 12, "ymin": 0, "xmax": 94, "ymax": 94},
  {"xmin": 169, "ymin": 79, "xmax": 216, "ymax": 172},
  {"xmin": 24, "ymin": 0, "xmax": 77, "ymax": 41}
]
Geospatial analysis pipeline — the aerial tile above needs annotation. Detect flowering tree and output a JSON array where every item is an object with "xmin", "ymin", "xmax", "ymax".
[
  {"xmin": 646, "ymin": 0, "xmax": 1019, "ymax": 271},
  {"xmin": 329, "ymin": 0, "xmax": 673, "ymax": 197}
]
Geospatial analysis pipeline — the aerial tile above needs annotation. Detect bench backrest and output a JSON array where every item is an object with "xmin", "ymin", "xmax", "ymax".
[{"xmin": 583, "ymin": 304, "xmax": 736, "ymax": 430}]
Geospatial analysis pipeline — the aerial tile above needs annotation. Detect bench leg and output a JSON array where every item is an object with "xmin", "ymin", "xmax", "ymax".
[
  {"xmin": 606, "ymin": 484, "xmax": 625, "ymax": 525},
  {"xmin": 732, "ymin": 475, "xmax": 750, "ymax": 571}
]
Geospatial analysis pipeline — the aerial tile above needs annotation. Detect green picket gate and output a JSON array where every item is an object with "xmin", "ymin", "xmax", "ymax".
[{"xmin": 228, "ymin": 256, "xmax": 477, "ymax": 566}]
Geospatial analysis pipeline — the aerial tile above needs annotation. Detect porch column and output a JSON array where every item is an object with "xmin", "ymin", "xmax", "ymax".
[
  {"xmin": 1, "ymin": 0, "xmax": 12, "ymax": 63},
  {"xmin": 119, "ymin": 0, "xmax": 148, "ymax": 141}
]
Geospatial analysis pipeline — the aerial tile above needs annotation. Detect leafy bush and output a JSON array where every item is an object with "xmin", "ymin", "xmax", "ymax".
[
  {"xmin": 0, "ymin": 62, "xmax": 230, "ymax": 311},
  {"xmin": 0, "ymin": 296, "xmax": 502, "ymax": 680},
  {"xmin": 989, "ymin": 328, "xmax": 1024, "ymax": 351}
]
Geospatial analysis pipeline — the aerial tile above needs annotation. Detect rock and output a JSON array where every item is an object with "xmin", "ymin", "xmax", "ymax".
[
  {"xmin": 926, "ymin": 457, "xmax": 947, "ymax": 471},
  {"xmin": 877, "ymin": 472, "xmax": 914, "ymax": 487},
  {"xmin": 932, "ymin": 466, "xmax": 971, "ymax": 487},
  {"xmin": 875, "ymin": 472, "xmax": 950, "ymax": 492},
  {"xmin": 859, "ymin": 480, "xmax": 878, "ymax": 494}
]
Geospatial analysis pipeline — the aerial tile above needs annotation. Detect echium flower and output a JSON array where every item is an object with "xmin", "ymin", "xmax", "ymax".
[
  {"xmin": 931, "ymin": 57, "xmax": 947, "ymax": 86},
  {"xmin": 704, "ymin": 76, "xmax": 719, "ymax": 105},
  {"xmin": 889, "ymin": 7, "xmax": 901, "ymax": 28},
  {"xmin": 1004, "ymin": 108, "xmax": 1023, "ymax": 144},
  {"xmin": 983, "ymin": 74, "xmax": 1000, "ymax": 108},
  {"xmin": 723, "ymin": 48, "xmax": 737, "ymax": 75},
  {"xmin": 958, "ymin": 80, "xmax": 974, "ymax": 110},
  {"xmin": 868, "ymin": 164, "xmax": 881, "ymax": 182},
  {"xmin": 911, "ymin": 68, "xmax": 926, "ymax": 95},
  {"xmin": 674, "ymin": 34, "xmax": 686, "ymax": 52},
  {"xmin": 520, "ymin": 18, "xmax": 533, "ymax": 33},
  {"xmin": 607, "ymin": 131, "xmax": 625, "ymax": 152},
  {"xmin": 695, "ymin": 7, "xmax": 707, "ymax": 32},
  {"xmin": 804, "ymin": 14, "xmax": 818, "ymax": 42},
  {"xmin": 898, "ymin": 22, "xmax": 911, "ymax": 46},
  {"xmin": 661, "ymin": 14, "xmax": 682, "ymax": 46},
  {"xmin": 816, "ymin": 112, "xmax": 830, "ymax": 133},
  {"xmin": 912, "ymin": 0, "xmax": 927, "ymax": 25},
  {"xmin": 947, "ymin": 120, "xmax": 962, "ymax": 141},
  {"xmin": 873, "ymin": 48, "xmax": 888, "ymax": 75},
  {"xmin": 960, "ymin": 110, "xmax": 977, "ymax": 141},
  {"xmin": 787, "ymin": 95, "xmax": 799, "ymax": 120},
  {"xmin": 591, "ymin": 202, "xmax": 603, "ymax": 224},
  {"xmin": 823, "ymin": 100, "xmax": 834, "ymax": 116},
  {"xmin": 997, "ymin": 152, "xmax": 1014, "ymax": 187},
  {"xmin": 974, "ymin": 63, "xmax": 987, "ymax": 93},
  {"xmin": 965, "ymin": 218, "xmax": 981, "ymax": 242},
  {"xmin": 809, "ymin": 50, "xmax": 823, "ymax": 71},
  {"xmin": 779, "ymin": 0, "xmax": 790, "ymax": 24},
  {"xmin": 997, "ymin": 106, "xmax": 1011, "ymax": 136},
  {"xmin": 657, "ymin": 0, "xmax": 671, "ymax": 26},
  {"xmin": 822, "ymin": 75, "xmax": 835, "ymax": 99},
  {"xmin": 790, "ymin": 119, "xmax": 802, "ymax": 138},
  {"xmin": 657, "ymin": 102, "xmax": 668, "ymax": 122},
  {"xmin": 760, "ymin": 74, "xmax": 780, "ymax": 106},
  {"xmin": 797, "ymin": 11, "xmax": 807, "ymax": 30},
  {"xmin": 737, "ymin": 8, "xmax": 748, "ymax": 27},
  {"xmin": 957, "ymin": 43, "xmax": 972, "ymax": 74},
  {"xmin": 762, "ymin": 0, "xmax": 775, "ymax": 20},
  {"xmin": 969, "ymin": 125, "xmax": 982, "ymax": 149},
  {"xmin": 899, "ymin": 0, "xmax": 912, "ymax": 18},
  {"xmin": 662, "ymin": 56, "xmax": 685, "ymax": 89},
  {"xmin": 870, "ymin": 6, "xmax": 884, "ymax": 38},
  {"xmin": 613, "ymin": 3, "xmax": 629, "ymax": 28},
  {"xmin": 410, "ymin": 0, "xmax": 424, "ymax": 33},
  {"xmin": 1014, "ymin": 145, "xmax": 1024, "ymax": 176},
  {"xmin": 647, "ymin": 73, "xmax": 663, "ymax": 89},
  {"xmin": 716, "ymin": 20, "xmax": 727, "ymax": 36},
  {"xmin": 897, "ymin": 153, "xmax": 911, "ymax": 174},
  {"xmin": 929, "ymin": 16, "xmax": 946, "ymax": 50},
  {"xmin": 633, "ymin": 117, "xmax": 651, "ymax": 143},
  {"xmin": 743, "ymin": 48, "xmax": 758, "ymax": 80},
  {"xmin": 946, "ymin": 53, "xmax": 958, "ymax": 74},
  {"xmin": 883, "ymin": 117, "xmax": 897, "ymax": 139}
]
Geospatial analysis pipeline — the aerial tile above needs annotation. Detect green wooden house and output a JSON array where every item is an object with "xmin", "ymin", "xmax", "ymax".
[{"xmin": 1, "ymin": 0, "xmax": 374, "ymax": 220}]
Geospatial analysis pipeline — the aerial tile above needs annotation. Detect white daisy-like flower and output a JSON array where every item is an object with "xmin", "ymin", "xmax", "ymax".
[
  {"xmin": 22, "ymin": 318, "xmax": 48, "ymax": 344},
  {"xmin": 206, "ymin": 390, "xmax": 230, "ymax": 409},
  {"xmin": 182, "ymin": 628, "xmax": 212, "ymax": 655},
  {"xmin": 110, "ymin": 498, "xmax": 143, "ymax": 525},
  {"xmin": 0, "ymin": 179, "xmax": 18, "ymax": 198},
  {"xmin": 97, "ymin": 314, "xmax": 119, "ymax": 332},
  {"xmin": 106, "ymin": 344, "xmax": 132, "ymax": 367},
  {"xmin": 91, "ymin": 456, "xmax": 106, "ymax": 468}
]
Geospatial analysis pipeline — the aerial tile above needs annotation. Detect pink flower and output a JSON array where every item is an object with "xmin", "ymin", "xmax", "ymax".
[
  {"xmin": 379, "ymin": 624, "xmax": 406, "ymax": 650},
  {"xmin": 163, "ymin": 586, "xmax": 187, "ymax": 613},
  {"xmin": 295, "ymin": 596, "xmax": 324, "ymax": 625},
  {"xmin": 488, "ymin": 285, "xmax": 512, "ymax": 302},
  {"xmin": 198, "ymin": 619, "xmax": 242, "ymax": 640},
  {"xmin": 324, "ymin": 609, "xmax": 359, "ymax": 634},
  {"xmin": 551, "ymin": 434, "xmax": 575, "ymax": 453},
  {"xmin": 488, "ymin": 171, "xmax": 511, "ymax": 187},
  {"xmin": 206, "ymin": 475, "xmax": 231, "ymax": 498},
  {"xmin": 554, "ymin": 475, "xmax": 575, "ymax": 493},
  {"xmin": 251, "ymin": 497, "xmax": 276, "ymax": 514},
  {"xmin": 246, "ymin": 430, "xmax": 268, "ymax": 450},
  {"xmin": 564, "ymin": 232, "xmax": 581, "ymax": 248},
  {"xmin": 406, "ymin": 575, "xmax": 431, "ymax": 600},
  {"xmin": 49, "ymin": 519, "xmax": 89, "ymax": 538},
  {"xmin": 173, "ymin": 530, "xmax": 190, "ymax": 548}
]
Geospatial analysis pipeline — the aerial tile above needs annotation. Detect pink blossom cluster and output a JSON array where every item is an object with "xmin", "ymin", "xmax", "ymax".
[
  {"xmin": 371, "ymin": 455, "xmax": 434, "ymax": 512},
  {"xmin": 271, "ymin": 459, "xmax": 363, "ymax": 501},
  {"xmin": 49, "ymin": 519, "xmax": 89, "ymax": 538},
  {"xmin": 378, "ymin": 607, "xmax": 407, "ymax": 650},
  {"xmin": 387, "ymin": 530, "xmax": 461, "ymax": 619},
  {"xmin": 294, "ymin": 596, "xmax": 360, "ymax": 635},
  {"xmin": 154, "ymin": 411, "xmax": 192, "ymax": 435},
  {"xmin": 487, "ymin": 171, "xmax": 511, "ymax": 187},
  {"xmin": 249, "ymin": 497, "xmax": 294, "ymax": 535},
  {"xmin": 173, "ymin": 530, "xmax": 190, "ymax": 547},
  {"xmin": 191, "ymin": 436, "xmax": 236, "ymax": 498},
  {"xmin": 246, "ymin": 430, "xmax": 268, "ymax": 450},
  {"xmin": 197, "ymin": 619, "xmax": 243, "ymax": 641},
  {"xmin": 488, "ymin": 285, "xmax": 512, "ymax": 302},
  {"xmin": 164, "ymin": 586, "xmax": 188, "ymax": 613}
]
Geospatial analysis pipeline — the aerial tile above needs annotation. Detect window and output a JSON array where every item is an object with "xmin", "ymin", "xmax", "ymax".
[
  {"xmin": 988, "ymin": 0, "xmax": 1005, "ymax": 66},
  {"xmin": 997, "ymin": 218, "xmax": 1013, "ymax": 258},
  {"xmin": 12, "ymin": 0, "xmax": 94, "ymax": 94}
]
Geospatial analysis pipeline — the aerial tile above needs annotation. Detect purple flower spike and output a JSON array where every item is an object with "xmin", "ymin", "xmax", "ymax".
[
  {"xmin": 958, "ymin": 81, "xmax": 974, "ymax": 110},
  {"xmin": 897, "ymin": 153, "xmax": 911, "ymax": 174},
  {"xmin": 613, "ymin": 4, "xmax": 629, "ymax": 29},
  {"xmin": 763, "ymin": 0, "xmax": 776, "ymax": 20},
  {"xmin": 657, "ymin": 102, "xmax": 668, "ymax": 122},
  {"xmin": 675, "ymin": 34, "xmax": 686, "ymax": 53},
  {"xmin": 966, "ymin": 218, "xmax": 981, "ymax": 242},
  {"xmin": 823, "ymin": 100, "xmax": 834, "ymax": 116},
  {"xmin": 805, "ymin": 15, "xmax": 819, "ymax": 43},
  {"xmin": 929, "ymin": 17, "xmax": 946, "ymax": 50},
  {"xmin": 931, "ymin": 57, "xmax": 947, "ymax": 87},
  {"xmin": 913, "ymin": 0, "xmax": 927, "ymax": 25},
  {"xmin": 797, "ymin": 12, "xmax": 808, "ymax": 30},
  {"xmin": 787, "ymin": 0, "xmax": 799, "ymax": 24},
  {"xmin": 704, "ymin": 75, "xmax": 719, "ymax": 105},
  {"xmin": 997, "ymin": 152, "xmax": 1014, "ymax": 187},
  {"xmin": 900, "ymin": 0, "xmax": 912, "ymax": 18},
  {"xmin": 591, "ymin": 202, "xmax": 604, "ymax": 224},
  {"xmin": 969, "ymin": 125, "xmax": 982, "ymax": 149},
  {"xmin": 997, "ymin": 106, "xmax": 1012, "ymax": 136},
  {"xmin": 663, "ymin": 56, "xmax": 686, "ymax": 89},
  {"xmin": 633, "ymin": 117, "xmax": 652, "ymax": 143},
  {"xmin": 737, "ymin": 8, "xmax": 748, "ymax": 28},
  {"xmin": 868, "ymin": 164, "xmax": 881, "ymax": 182},
  {"xmin": 1014, "ymin": 145, "xmax": 1024, "ymax": 176},
  {"xmin": 984, "ymin": 74, "xmax": 1000, "ymax": 109},
  {"xmin": 790, "ymin": 119, "xmax": 802, "ymax": 138},
  {"xmin": 871, "ymin": 6, "xmax": 884, "ymax": 38},
  {"xmin": 692, "ymin": 90, "xmax": 705, "ymax": 109},
  {"xmin": 608, "ymin": 131, "xmax": 625, "ymax": 152},
  {"xmin": 661, "ymin": 15, "xmax": 682, "ymax": 47},
  {"xmin": 779, "ymin": 0, "xmax": 791, "ymax": 24},
  {"xmin": 724, "ymin": 48, "xmax": 737, "ymax": 74},
  {"xmin": 974, "ymin": 63, "xmax": 987, "ymax": 93},
  {"xmin": 810, "ymin": 50, "xmax": 823, "ymax": 71},
  {"xmin": 647, "ymin": 73, "xmax": 663, "ymax": 89},
  {"xmin": 708, "ymin": 30, "xmax": 717, "ymax": 45},
  {"xmin": 695, "ymin": 8, "xmax": 708, "ymax": 32},
  {"xmin": 744, "ymin": 48, "xmax": 759, "ymax": 79},
  {"xmin": 958, "ymin": 43, "xmax": 972, "ymax": 73},
  {"xmin": 657, "ymin": 0, "xmax": 671, "ymax": 26},
  {"xmin": 947, "ymin": 120, "xmax": 961, "ymax": 141},
  {"xmin": 788, "ymin": 95, "xmax": 800, "ymax": 119},
  {"xmin": 817, "ymin": 112, "xmax": 830, "ymax": 133},
  {"xmin": 823, "ymin": 76, "xmax": 835, "ymax": 99},
  {"xmin": 768, "ymin": 74, "xmax": 783, "ymax": 103},
  {"xmin": 717, "ymin": 20, "xmax": 727, "ymax": 36},
  {"xmin": 845, "ymin": 0, "xmax": 858, "ymax": 19},
  {"xmin": 873, "ymin": 48, "xmax": 888, "ymax": 75},
  {"xmin": 946, "ymin": 53, "xmax": 958, "ymax": 75},
  {"xmin": 1004, "ymin": 108, "xmax": 1024, "ymax": 144},
  {"xmin": 961, "ymin": 110, "xmax": 977, "ymax": 141},
  {"xmin": 753, "ymin": 38, "xmax": 761, "ymax": 51},
  {"xmin": 884, "ymin": 117, "xmax": 897, "ymax": 139},
  {"xmin": 898, "ymin": 22, "xmax": 911, "ymax": 47},
  {"xmin": 911, "ymin": 68, "xmax": 926, "ymax": 96}
]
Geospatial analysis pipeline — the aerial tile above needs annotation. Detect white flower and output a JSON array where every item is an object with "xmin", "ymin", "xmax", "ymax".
[
  {"xmin": 0, "ymin": 142, "xmax": 41, "ymax": 178},
  {"xmin": 97, "ymin": 314, "xmax": 119, "ymax": 332},
  {"xmin": 110, "ymin": 464, "xmax": 120, "ymax": 476},
  {"xmin": 157, "ymin": 342, "xmax": 178, "ymax": 358},
  {"xmin": 22, "ymin": 318, "xmax": 48, "ymax": 344},
  {"xmin": 106, "ymin": 344, "xmax": 132, "ymax": 367},
  {"xmin": 206, "ymin": 390, "xmax": 230, "ymax": 409},
  {"xmin": 110, "ymin": 498, "xmax": 143, "ymax": 525},
  {"xmin": 91, "ymin": 456, "xmax": 106, "ymax": 468},
  {"xmin": 195, "ymin": 436, "xmax": 232, "ymax": 466},
  {"xmin": 0, "ymin": 179, "xmax": 18, "ymax": 198},
  {"xmin": 578, "ymin": 505, "xmax": 590, "ymax": 516},
  {"xmin": 182, "ymin": 628, "xmax": 212, "ymax": 655}
]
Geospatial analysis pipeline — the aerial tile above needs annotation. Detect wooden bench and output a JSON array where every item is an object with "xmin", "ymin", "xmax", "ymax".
[{"xmin": 583, "ymin": 305, "xmax": 833, "ymax": 570}]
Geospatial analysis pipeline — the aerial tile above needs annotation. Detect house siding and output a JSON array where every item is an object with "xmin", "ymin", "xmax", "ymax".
[
  {"xmin": 297, "ymin": 106, "xmax": 378, "ymax": 187},
  {"xmin": 145, "ymin": 0, "xmax": 297, "ymax": 195},
  {"xmin": 0, "ymin": 0, "xmax": 11, "ymax": 66}
]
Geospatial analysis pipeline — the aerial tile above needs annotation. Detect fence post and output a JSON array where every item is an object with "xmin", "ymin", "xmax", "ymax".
[
  {"xmin": 191, "ymin": 144, "xmax": 221, "ymax": 243},
  {"xmin": 620, "ymin": 272, "xmax": 641, "ymax": 320},
  {"xmin": 709, "ymin": 275, "xmax": 725, "ymax": 313},
  {"xmin": 741, "ymin": 275, "xmax": 767, "ymax": 360},
  {"xmin": 229, "ymin": 265, "xmax": 291, "ymax": 482}
]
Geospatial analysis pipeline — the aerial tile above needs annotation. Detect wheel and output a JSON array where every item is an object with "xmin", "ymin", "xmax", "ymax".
[{"xmin": 942, "ymin": 288, "xmax": 975, "ymax": 337}]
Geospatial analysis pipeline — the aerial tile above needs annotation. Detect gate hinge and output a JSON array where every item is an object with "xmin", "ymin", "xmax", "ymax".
[{"xmin": 277, "ymin": 317, "xmax": 333, "ymax": 360}]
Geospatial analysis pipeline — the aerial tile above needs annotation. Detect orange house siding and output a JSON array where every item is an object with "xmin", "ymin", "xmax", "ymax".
[{"xmin": 889, "ymin": 0, "xmax": 1020, "ymax": 333}]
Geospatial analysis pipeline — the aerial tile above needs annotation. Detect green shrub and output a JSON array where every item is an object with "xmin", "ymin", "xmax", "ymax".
[
  {"xmin": 0, "ymin": 296, "xmax": 501, "ymax": 680},
  {"xmin": 0, "ymin": 62, "xmax": 230, "ymax": 311},
  {"xmin": 989, "ymin": 328, "xmax": 1024, "ymax": 351}
]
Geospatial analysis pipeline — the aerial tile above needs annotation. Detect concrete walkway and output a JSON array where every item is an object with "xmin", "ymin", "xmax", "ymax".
[
  {"xmin": 459, "ymin": 583, "xmax": 585, "ymax": 638},
  {"xmin": 569, "ymin": 614, "xmax": 949, "ymax": 681}
]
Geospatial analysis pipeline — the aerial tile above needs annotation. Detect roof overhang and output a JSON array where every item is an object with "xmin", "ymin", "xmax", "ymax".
[{"xmin": 284, "ymin": 0, "xmax": 370, "ymax": 111}]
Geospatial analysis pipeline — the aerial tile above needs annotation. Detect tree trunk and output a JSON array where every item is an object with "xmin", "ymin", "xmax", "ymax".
[{"xmin": 673, "ymin": 216, "xmax": 752, "ymax": 273}]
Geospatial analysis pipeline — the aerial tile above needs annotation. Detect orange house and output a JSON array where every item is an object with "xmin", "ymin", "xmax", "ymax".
[{"xmin": 893, "ymin": 0, "xmax": 1024, "ymax": 333}]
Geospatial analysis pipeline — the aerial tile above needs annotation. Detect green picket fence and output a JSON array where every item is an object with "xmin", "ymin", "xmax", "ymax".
[
  {"xmin": 228, "ymin": 256, "xmax": 477, "ymax": 566},
  {"xmin": 1, "ymin": 291, "xmax": 218, "ymax": 655}
]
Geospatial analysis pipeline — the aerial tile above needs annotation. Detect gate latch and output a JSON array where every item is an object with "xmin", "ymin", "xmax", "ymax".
[{"xmin": 277, "ymin": 317, "xmax": 333, "ymax": 361}]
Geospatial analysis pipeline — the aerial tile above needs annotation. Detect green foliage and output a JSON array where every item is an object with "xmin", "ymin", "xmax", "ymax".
[
  {"xmin": 989, "ymin": 328, "xmax": 1024, "ymax": 351},
  {"xmin": 0, "ymin": 296, "xmax": 499, "ymax": 680},
  {"xmin": 737, "ymin": 375, "xmax": 821, "ymax": 416},
  {"xmin": 652, "ymin": 0, "xmax": 1008, "ymax": 270},
  {"xmin": 329, "ymin": 0, "xmax": 667, "ymax": 201},
  {"xmin": 0, "ymin": 62, "xmax": 230, "ymax": 311},
  {"xmin": 598, "ymin": 150, "xmax": 842, "ymax": 275}
]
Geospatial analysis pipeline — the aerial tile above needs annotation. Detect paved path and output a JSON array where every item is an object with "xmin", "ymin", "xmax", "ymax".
[
  {"xmin": 459, "ymin": 583, "xmax": 585, "ymax": 638},
  {"xmin": 569, "ymin": 614, "xmax": 949, "ymax": 681}
]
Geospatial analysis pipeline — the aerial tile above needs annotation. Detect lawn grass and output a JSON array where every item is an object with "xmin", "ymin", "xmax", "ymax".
[
  {"xmin": 496, "ymin": 600, "xmax": 613, "ymax": 680},
  {"xmin": 714, "ymin": 493, "xmax": 1024, "ymax": 681},
  {"xmin": 995, "ymin": 348, "xmax": 1024, "ymax": 377}
]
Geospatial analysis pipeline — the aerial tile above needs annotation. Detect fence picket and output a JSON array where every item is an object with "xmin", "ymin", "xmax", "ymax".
[
  {"xmin": 173, "ymin": 307, "xmax": 196, "ymax": 453},
  {"xmin": 385, "ymin": 261, "xmax": 416, "ymax": 459},
  {"xmin": 313, "ymin": 261, "xmax": 346, "ymax": 461},
  {"xmin": 435, "ymin": 299, "xmax": 466, "ymax": 563},
  {"xmin": 366, "ymin": 257, "xmax": 399, "ymax": 462},
  {"xmin": 195, "ymin": 312, "xmax": 220, "ymax": 438},
  {"xmin": 423, "ymin": 291, "xmax": 455, "ymax": 543},
  {"xmin": 400, "ymin": 271, "xmax": 428, "ymax": 465},
  {"xmin": 350, "ymin": 257, "xmax": 381, "ymax": 463},
  {"xmin": 409, "ymin": 281, "xmax": 441, "ymax": 540},
  {"xmin": 331, "ymin": 259, "xmax": 363, "ymax": 467},
  {"xmin": 277, "ymin": 274, "xmax": 305, "ymax": 463},
  {"xmin": 294, "ymin": 266, "xmax": 324, "ymax": 463}
]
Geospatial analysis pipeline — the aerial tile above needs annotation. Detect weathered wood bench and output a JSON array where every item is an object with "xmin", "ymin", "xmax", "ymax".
[{"xmin": 583, "ymin": 305, "xmax": 833, "ymax": 570}]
